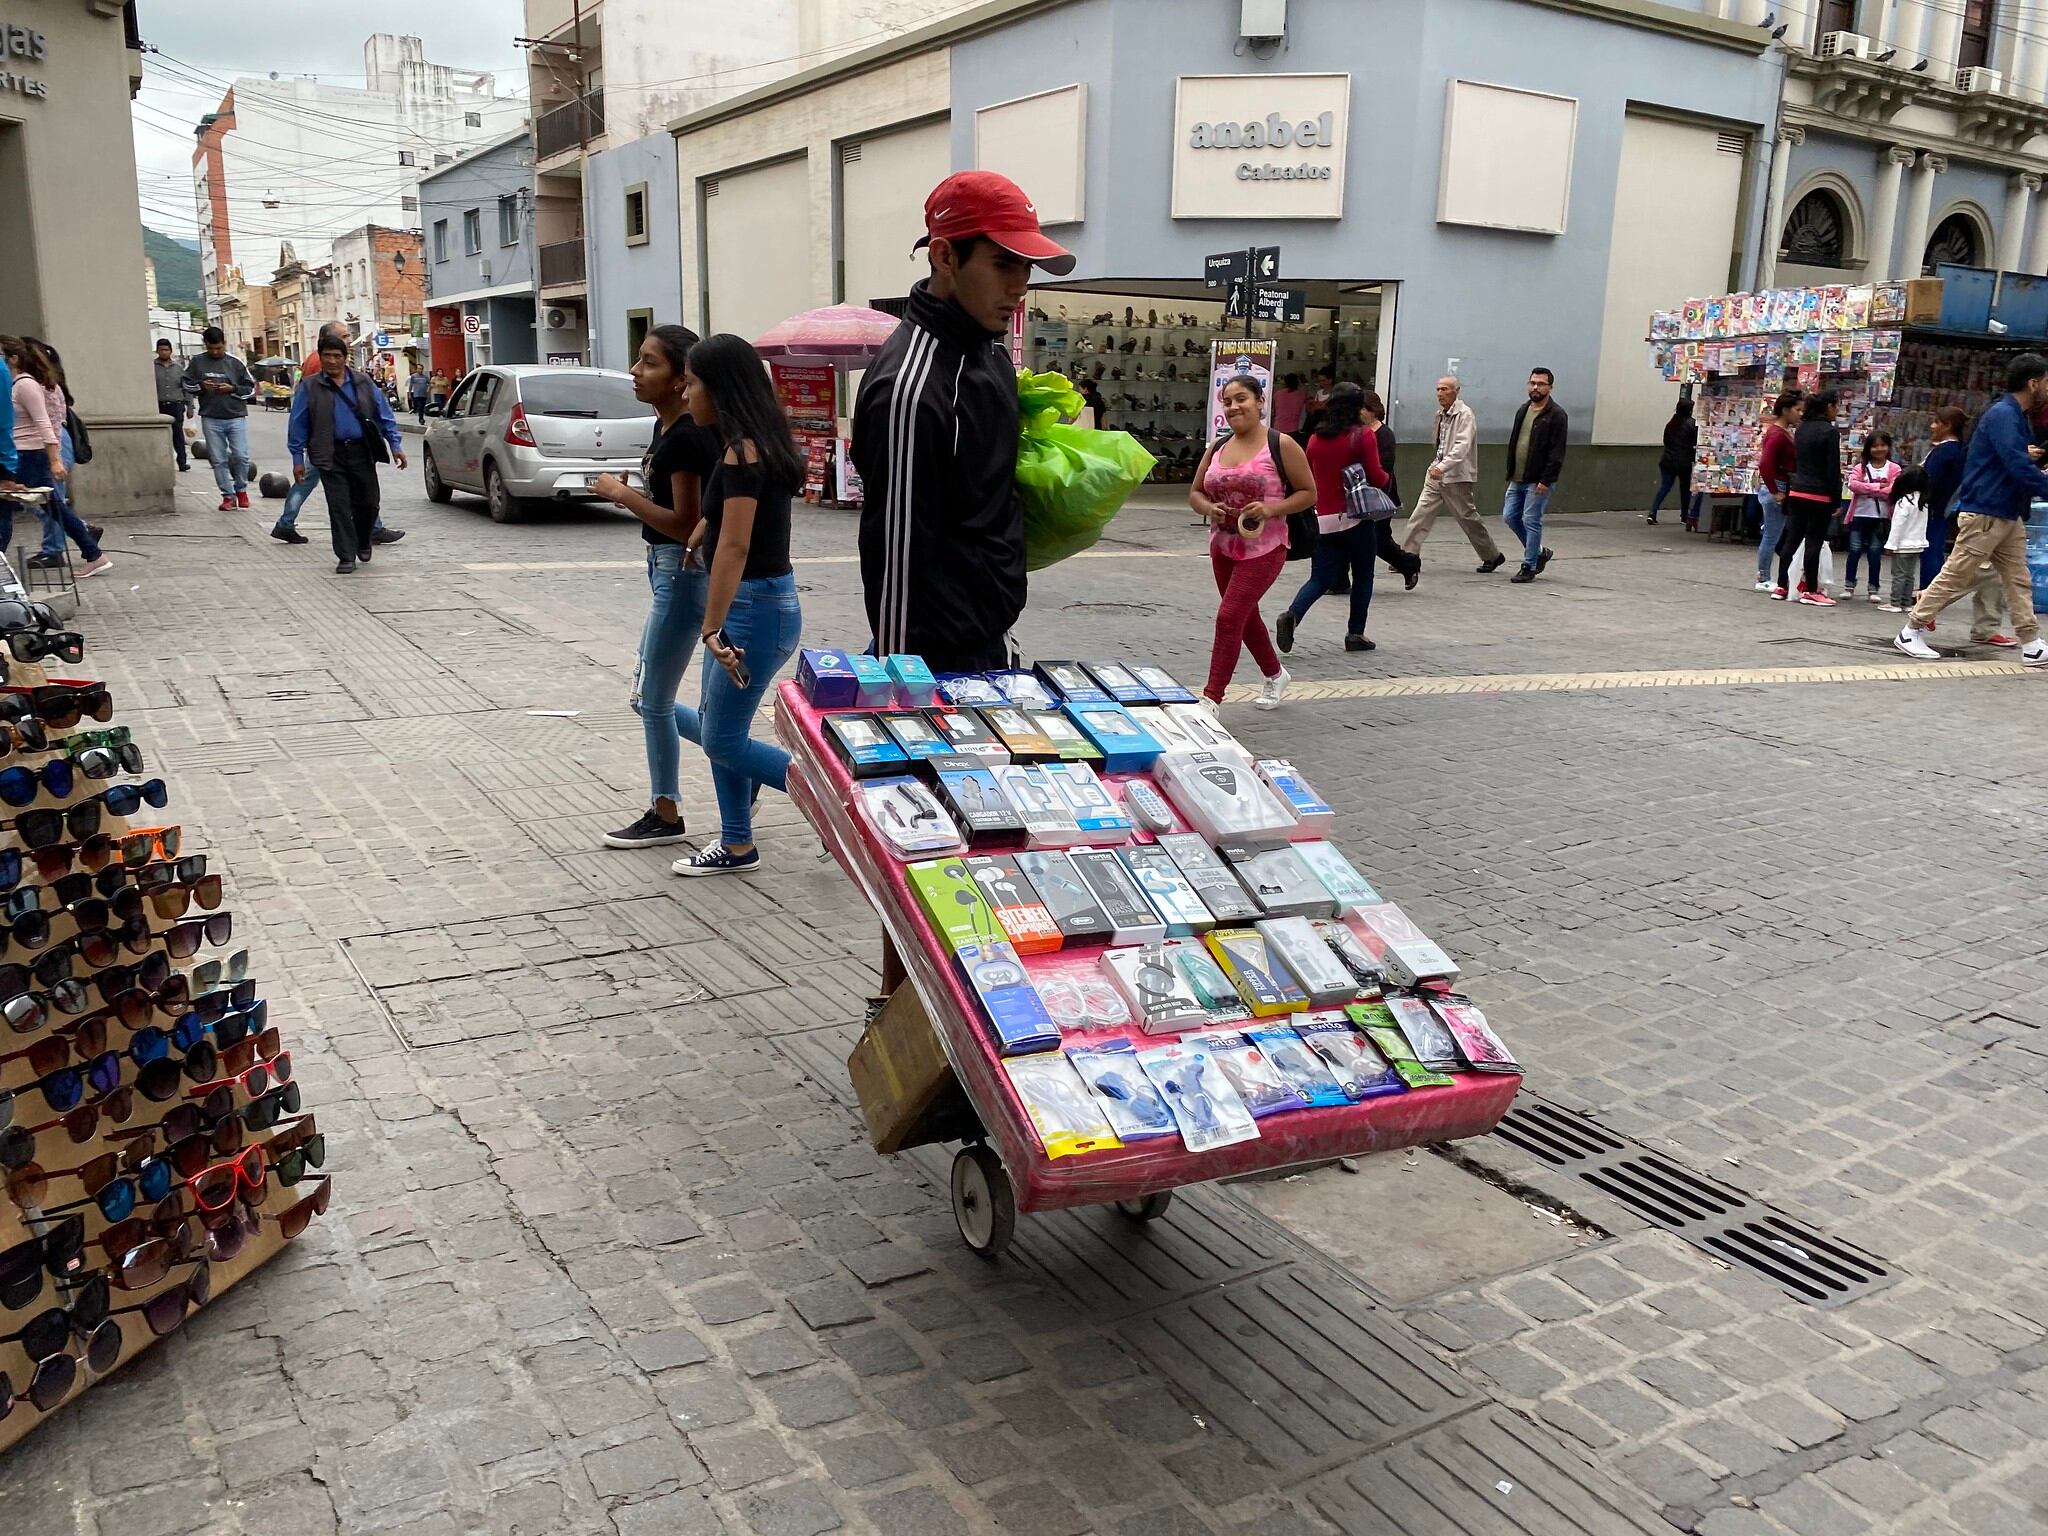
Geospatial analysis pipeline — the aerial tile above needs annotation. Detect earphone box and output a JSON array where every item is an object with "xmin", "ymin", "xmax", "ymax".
[
  {"xmin": 1041, "ymin": 761, "xmax": 1132, "ymax": 839},
  {"xmin": 1162, "ymin": 703, "xmax": 1250, "ymax": 760},
  {"xmin": 926, "ymin": 708, "xmax": 1010, "ymax": 762},
  {"xmin": 936, "ymin": 767, "xmax": 1027, "ymax": 846},
  {"xmin": 1294, "ymin": 841, "xmax": 1381, "ymax": 914},
  {"xmin": 1014, "ymin": 851, "xmax": 1114, "ymax": 941},
  {"xmin": 980, "ymin": 706, "xmax": 1061, "ymax": 764},
  {"xmin": 1117, "ymin": 844, "xmax": 1216, "ymax": 936},
  {"xmin": 1349, "ymin": 902, "xmax": 1460, "ymax": 987},
  {"xmin": 1156, "ymin": 832, "xmax": 1263, "ymax": 923},
  {"xmin": 1029, "ymin": 710, "xmax": 1105, "ymax": 765},
  {"xmin": 1084, "ymin": 661, "xmax": 1156, "ymax": 706},
  {"xmin": 823, "ymin": 713, "xmax": 911, "ymax": 777},
  {"xmin": 1220, "ymin": 842, "xmax": 1338, "ymax": 919},
  {"xmin": 848, "ymin": 653, "xmax": 895, "ymax": 709},
  {"xmin": 936, "ymin": 673, "xmax": 1007, "ymax": 708},
  {"xmin": 992, "ymin": 764, "xmax": 1082, "ymax": 847},
  {"xmin": 991, "ymin": 670, "xmax": 1056, "ymax": 710},
  {"xmin": 1066, "ymin": 702, "xmax": 1164, "ymax": 774},
  {"xmin": 1035, "ymin": 660, "xmax": 1113, "ymax": 706},
  {"xmin": 854, "ymin": 776, "xmax": 962, "ymax": 859},
  {"xmin": 908, "ymin": 858, "xmax": 1002, "ymax": 954},
  {"xmin": 1255, "ymin": 915, "xmax": 1360, "ymax": 1005},
  {"xmin": 1127, "ymin": 706, "xmax": 1197, "ymax": 753},
  {"xmin": 1068, "ymin": 848, "xmax": 1167, "ymax": 945},
  {"xmin": 1158, "ymin": 750, "xmax": 1294, "ymax": 846},
  {"xmin": 798, "ymin": 648, "xmax": 859, "ymax": 708},
  {"xmin": 1101, "ymin": 942, "xmax": 1212, "ymax": 1032},
  {"xmin": 955, "ymin": 940, "xmax": 1062, "ymax": 1055},
  {"xmin": 963, "ymin": 854, "xmax": 1062, "ymax": 954},
  {"xmin": 1254, "ymin": 759, "xmax": 1334, "ymax": 836},
  {"xmin": 885, "ymin": 654, "xmax": 938, "ymax": 708},
  {"xmin": 1130, "ymin": 665, "xmax": 1200, "ymax": 705},
  {"xmin": 877, "ymin": 711, "xmax": 955, "ymax": 763},
  {"xmin": 1204, "ymin": 927, "xmax": 1308, "ymax": 1017}
]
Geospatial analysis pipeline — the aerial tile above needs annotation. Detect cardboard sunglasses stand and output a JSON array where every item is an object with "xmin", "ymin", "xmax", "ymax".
[{"xmin": 0, "ymin": 660, "xmax": 317, "ymax": 1454}]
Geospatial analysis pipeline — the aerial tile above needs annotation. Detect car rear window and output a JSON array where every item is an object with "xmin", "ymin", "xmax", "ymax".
[{"xmin": 518, "ymin": 374, "xmax": 649, "ymax": 418}]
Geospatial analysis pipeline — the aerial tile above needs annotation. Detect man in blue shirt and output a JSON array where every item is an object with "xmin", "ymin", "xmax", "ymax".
[
  {"xmin": 273, "ymin": 322, "xmax": 403, "ymax": 548},
  {"xmin": 1896, "ymin": 353, "xmax": 2048, "ymax": 665},
  {"xmin": 288, "ymin": 332, "xmax": 407, "ymax": 574}
]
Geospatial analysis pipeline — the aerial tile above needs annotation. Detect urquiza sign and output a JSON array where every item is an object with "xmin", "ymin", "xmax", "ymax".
[{"xmin": 1173, "ymin": 74, "xmax": 1349, "ymax": 219}]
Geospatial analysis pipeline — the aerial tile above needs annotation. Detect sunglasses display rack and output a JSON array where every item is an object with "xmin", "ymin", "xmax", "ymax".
[
  {"xmin": 0, "ymin": 644, "xmax": 327, "ymax": 1452},
  {"xmin": 773, "ymin": 656, "xmax": 1522, "ymax": 1260}
]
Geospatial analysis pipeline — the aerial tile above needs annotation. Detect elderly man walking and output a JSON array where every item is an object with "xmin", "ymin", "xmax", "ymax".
[{"xmin": 1402, "ymin": 375, "xmax": 1505, "ymax": 572}]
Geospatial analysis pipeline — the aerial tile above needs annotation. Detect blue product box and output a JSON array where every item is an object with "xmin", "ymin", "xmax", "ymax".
[
  {"xmin": 1065, "ymin": 702, "xmax": 1164, "ymax": 774},
  {"xmin": 823, "ymin": 713, "xmax": 911, "ymax": 777},
  {"xmin": 1084, "ymin": 662, "xmax": 1156, "ymax": 706},
  {"xmin": 1035, "ymin": 660, "xmax": 1114, "ymax": 706},
  {"xmin": 886, "ymin": 654, "xmax": 938, "ymax": 708},
  {"xmin": 797, "ymin": 648, "xmax": 858, "ymax": 708},
  {"xmin": 847, "ymin": 653, "xmax": 894, "ymax": 709},
  {"xmin": 956, "ymin": 941, "xmax": 1062, "ymax": 1055},
  {"xmin": 1129, "ymin": 665, "xmax": 1199, "ymax": 705}
]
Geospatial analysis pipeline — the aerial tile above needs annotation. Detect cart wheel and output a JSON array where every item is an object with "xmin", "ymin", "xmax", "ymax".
[
  {"xmin": 951, "ymin": 1144, "xmax": 1016, "ymax": 1259},
  {"xmin": 1116, "ymin": 1191, "xmax": 1174, "ymax": 1223}
]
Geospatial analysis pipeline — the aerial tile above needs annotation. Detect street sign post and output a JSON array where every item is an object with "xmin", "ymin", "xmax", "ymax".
[
  {"xmin": 1210, "ymin": 246, "xmax": 1289, "ymax": 337},
  {"xmin": 373, "ymin": 331, "xmax": 391, "ymax": 350},
  {"xmin": 1222, "ymin": 276, "xmax": 1248, "ymax": 322},
  {"xmin": 1252, "ymin": 245, "xmax": 1281, "ymax": 283},
  {"xmin": 463, "ymin": 314, "xmax": 481, "ymax": 335},
  {"xmin": 1251, "ymin": 285, "xmax": 1306, "ymax": 324},
  {"xmin": 1205, "ymin": 250, "xmax": 1248, "ymax": 288}
]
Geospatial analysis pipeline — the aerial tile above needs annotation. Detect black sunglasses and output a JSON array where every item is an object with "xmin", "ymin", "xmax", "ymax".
[{"xmin": 5, "ymin": 631, "xmax": 84, "ymax": 665}]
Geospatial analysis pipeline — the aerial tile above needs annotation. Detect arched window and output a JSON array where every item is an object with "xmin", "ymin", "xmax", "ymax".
[
  {"xmin": 1924, "ymin": 214, "xmax": 1982, "ymax": 274},
  {"xmin": 1783, "ymin": 189, "xmax": 1849, "ymax": 268}
]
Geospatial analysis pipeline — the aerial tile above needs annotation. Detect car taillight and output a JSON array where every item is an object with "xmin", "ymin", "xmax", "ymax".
[{"xmin": 505, "ymin": 403, "xmax": 537, "ymax": 448}]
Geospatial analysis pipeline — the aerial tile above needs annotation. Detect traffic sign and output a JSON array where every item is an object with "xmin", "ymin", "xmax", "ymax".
[
  {"xmin": 1222, "ymin": 276, "xmax": 1248, "ymax": 321},
  {"xmin": 1252, "ymin": 245, "xmax": 1281, "ymax": 282},
  {"xmin": 463, "ymin": 314, "xmax": 481, "ymax": 335},
  {"xmin": 1205, "ymin": 250, "xmax": 1248, "ymax": 288},
  {"xmin": 372, "ymin": 331, "xmax": 391, "ymax": 349},
  {"xmin": 1251, "ymin": 285, "xmax": 1306, "ymax": 324}
]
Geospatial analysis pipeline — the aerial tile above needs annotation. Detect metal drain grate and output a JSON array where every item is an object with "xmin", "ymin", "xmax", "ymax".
[{"xmin": 1490, "ymin": 1095, "xmax": 1894, "ymax": 1308}]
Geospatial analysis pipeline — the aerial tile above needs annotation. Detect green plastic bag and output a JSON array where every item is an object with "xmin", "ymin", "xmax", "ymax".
[{"xmin": 1015, "ymin": 369, "xmax": 1157, "ymax": 571}]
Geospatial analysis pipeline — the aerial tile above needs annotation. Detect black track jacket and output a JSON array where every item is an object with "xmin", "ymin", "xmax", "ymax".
[{"xmin": 852, "ymin": 280, "xmax": 1025, "ymax": 672}]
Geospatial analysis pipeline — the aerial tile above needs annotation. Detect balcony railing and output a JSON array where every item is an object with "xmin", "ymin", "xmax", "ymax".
[
  {"xmin": 535, "ymin": 90, "xmax": 604, "ymax": 161},
  {"xmin": 539, "ymin": 239, "xmax": 587, "ymax": 288}
]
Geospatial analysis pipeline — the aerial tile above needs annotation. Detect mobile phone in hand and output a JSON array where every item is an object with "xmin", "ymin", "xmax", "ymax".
[{"xmin": 708, "ymin": 629, "xmax": 750, "ymax": 689}]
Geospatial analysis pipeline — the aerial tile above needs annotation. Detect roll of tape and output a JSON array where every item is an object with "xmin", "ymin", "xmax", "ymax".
[{"xmin": 1236, "ymin": 511, "xmax": 1263, "ymax": 538}]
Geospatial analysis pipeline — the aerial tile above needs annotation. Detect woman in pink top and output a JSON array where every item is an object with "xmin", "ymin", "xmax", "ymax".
[
  {"xmin": 1188, "ymin": 374, "xmax": 1316, "ymax": 710},
  {"xmin": 1, "ymin": 335, "xmax": 63, "ymax": 554}
]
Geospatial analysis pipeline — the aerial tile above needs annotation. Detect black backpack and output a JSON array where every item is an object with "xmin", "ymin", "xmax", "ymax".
[
  {"xmin": 1209, "ymin": 427, "xmax": 1316, "ymax": 561},
  {"xmin": 65, "ymin": 407, "xmax": 92, "ymax": 465}
]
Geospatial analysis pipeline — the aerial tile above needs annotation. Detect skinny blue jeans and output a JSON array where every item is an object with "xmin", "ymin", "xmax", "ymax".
[
  {"xmin": 1285, "ymin": 519, "xmax": 1375, "ymax": 636},
  {"xmin": 1845, "ymin": 518, "xmax": 1886, "ymax": 591},
  {"xmin": 1501, "ymin": 481, "xmax": 1549, "ymax": 568},
  {"xmin": 631, "ymin": 543, "xmax": 708, "ymax": 805},
  {"xmin": 675, "ymin": 572, "xmax": 802, "ymax": 847},
  {"xmin": 1755, "ymin": 490, "xmax": 1785, "ymax": 583},
  {"xmin": 200, "ymin": 416, "xmax": 250, "ymax": 496},
  {"xmin": 40, "ymin": 429, "xmax": 101, "ymax": 561}
]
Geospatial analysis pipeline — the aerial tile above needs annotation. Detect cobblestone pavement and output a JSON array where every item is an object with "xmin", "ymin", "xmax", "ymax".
[{"xmin": 4, "ymin": 416, "xmax": 2047, "ymax": 1536}]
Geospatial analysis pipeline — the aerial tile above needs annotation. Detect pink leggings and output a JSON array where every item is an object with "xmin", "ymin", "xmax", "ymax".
[{"xmin": 1206, "ymin": 545, "xmax": 1288, "ymax": 701}]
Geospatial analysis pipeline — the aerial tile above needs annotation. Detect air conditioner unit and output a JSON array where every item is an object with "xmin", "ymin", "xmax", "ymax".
[
  {"xmin": 1957, "ymin": 67, "xmax": 2005, "ymax": 94},
  {"xmin": 480, "ymin": 260, "xmax": 492, "ymax": 283},
  {"xmin": 1818, "ymin": 31, "xmax": 1872, "ymax": 60},
  {"xmin": 545, "ymin": 307, "xmax": 571, "ymax": 330}
]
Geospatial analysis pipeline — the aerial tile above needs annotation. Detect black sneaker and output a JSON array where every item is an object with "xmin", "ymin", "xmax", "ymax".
[
  {"xmin": 358, "ymin": 544, "xmax": 373, "ymax": 563},
  {"xmin": 23, "ymin": 553, "xmax": 59, "ymax": 570},
  {"xmin": 1536, "ymin": 547, "xmax": 1554, "ymax": 574},
  {"xmin": 603, "ymin": 807, "xmax": 689, "ymax": 849},
  {"xmin": 270, "ymin": 523, "xmax": 308, "ymax": 545},
  {"xmin": 1344, "ymin": 634, "xmax": 1375, "ymax": 652},
  {"xmin": 1510, "ymin": 565, "xmax": 1535, "ymax": 583},
  {"xmin": 1478, "ymin": 554, "xmax": 1506, "ymax": 574},
  {"xmin": 1275, "ymin": 610, "xmax": 1297, "ymax": 654},
  {"xmin": 1403, "ymin": 559, "xmax": 1421, "ymax": 592},
  {"xmin": 371, "ymin": 527, "xmax": 406, "ymax": 544},
  {"xmin": 335, "ymin": 560, "xmax": 356, "ymax": 575}
]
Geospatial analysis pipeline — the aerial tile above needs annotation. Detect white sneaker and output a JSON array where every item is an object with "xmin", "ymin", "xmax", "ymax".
[
  {"xmin": 1893, "ymin": 626, "xmax": 1940, "ymax": 661},
  {"xmin": 1753, "ymin": 579, "xmax": 1773, "ymax": 592},
  {"xmin": 77, "ymin": 555, "xmax": 112, "ymax": 579},
  {"xmin": 1838, "ymin": 588, "xmax": 1858, "ymax": 601},
  {"xmin": 1254, "ymin": 666, "xmax": 1290, "ymax": 711},
  {"xmin": 1195, "ymin": 694, "xmax": 1221, "ymax": 718},
  {"xmin": 2022, "ymin": 639, "xmax": 2048, "ymax": 668}
]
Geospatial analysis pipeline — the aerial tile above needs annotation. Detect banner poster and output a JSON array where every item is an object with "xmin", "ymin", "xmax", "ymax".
[
  {"xmin": 773, "ymin": 364, "xmax": 838, "ymax": 502},
  {"xmin": 1208, "ymin": 339, "xmax": 1275, "ymax": 441}
]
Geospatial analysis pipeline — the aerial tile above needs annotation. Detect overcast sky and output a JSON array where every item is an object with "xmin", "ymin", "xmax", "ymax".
[{"xmin": 131, "ymin": 0, "xmax": 527, "ymax": 237}]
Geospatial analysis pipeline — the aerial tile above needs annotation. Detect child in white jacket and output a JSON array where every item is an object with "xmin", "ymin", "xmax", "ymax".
[{"xmin": 1882, "ymin": 464, "xmax": 1929, "ymax": 613}]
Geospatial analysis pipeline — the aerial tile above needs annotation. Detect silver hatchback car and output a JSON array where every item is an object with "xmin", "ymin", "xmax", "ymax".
[{"xmin": 420, "ymin": 365, "xmax": 656, "ymax": 523}]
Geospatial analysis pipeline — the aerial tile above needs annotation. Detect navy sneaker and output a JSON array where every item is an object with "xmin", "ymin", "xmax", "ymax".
[
  {"xmin": 604, "ymin": 807, "xmax": 688, "ymax": 849},
  {"xmin": 673, "ymin": 845, "xmax": 760, "ymax": 878}
]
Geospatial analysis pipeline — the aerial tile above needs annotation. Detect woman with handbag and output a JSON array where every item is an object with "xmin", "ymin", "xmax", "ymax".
[
  {"xmin": 1277, "ymin": 384, "xmax": 1393, "ymax": 655},
  {"xmin": 1188, "ymin": 373, "xmax": 1316, "ymax": 712},
  {"xmin": 1361, "ymin": 391, "xmax": 1421, "ymax": 590}
]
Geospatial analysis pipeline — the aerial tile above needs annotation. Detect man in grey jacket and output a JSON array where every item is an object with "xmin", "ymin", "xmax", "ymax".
[
  {"xmin": 153, "ymin": 339, "xmax": 188, "ymax": 472},
  {"xmin": 182, "ymin": 326, "xmax": 256, "ymax": 509},
  {"xmin": 1402, "ymin": 375, "xmax": 1505, "ymax": 571}
]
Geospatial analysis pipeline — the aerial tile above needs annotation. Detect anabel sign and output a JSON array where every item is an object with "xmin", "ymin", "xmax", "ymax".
[{"xmin": 1188, "ymin": 112, "xmax": 1337, "ymax": 180}]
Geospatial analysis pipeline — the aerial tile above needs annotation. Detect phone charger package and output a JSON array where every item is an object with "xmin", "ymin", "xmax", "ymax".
[
  {"xmin": 1136, "ymin": 1040, "xmax": 1261, "ymax": 1151},
  {"xmin": 964, "ymin": 854, "xmax": 1062, "ymax": 954},
  {"xmin": 1248, "ymin": 1024, "xmax": 1351, "ymax": 1108},
  {"xmin": 824, "ymin": 713, "xmax": 911, "ymax": 777},
  {"xmin": 1084, "ymin": 661, "xmax": 1155, "ymax": 706},
  {"xmin": 908, "ymin": 858, "xmax": 1001, "ymax": 954},
  {"xmin": 1156, "ymin": 833, "xmax": 1263, "ymax": 923},
  {"xmin": 1130, "ymin": 665, "xmax": 1200, "ymax": 705},
  {"xmin": 1204, "ymin": 928, "xmax": 1307, "ymax": 1017},
  {"xmin": 1430, "ymin": 994, "xmax": 1522, "ymax": 1074},
  {"xmin": 1170, "ymin": 938, "xmax": 1252, "ymax": 1024},
  {"xmin": 877, "ymin": 711, "xmax": 955, "ymax": 765},
  {"xmin": 854, "ymin": 776, "xmax": 963, "ymax": 858},
  {"xmin": 1375, "ymin": 994, "xmax": 1464, "ymax": 1073},
  {"xmin": 1069, "ymin": 848, "xmax": 1166, "ymax": 945},
  {"xmin": 1035, "ymin": 660, "xmax": 1113, "ymax": 706},
  {"xmin": 1014, "ymin": 851, "xmax": 1113, "ymax": 941},
  {"xmin": 1297, "ymin": 1012, "xmax": 1408, "ymax": 1101},
  {"xmin": 1031, "ymin": 710, "xmax": 1105, "ymax": 765},
  {"xmin": 1027, "ymin": 948, "xmax": 1133, "ymax": 1031},
  {"xmin": 1313, "ymin": 918, "xmax": 1384, "ymax": 994},
  {"xmin": 1256, "ymin": 916, "xmax": 1359, "ymax": 1005},
  {"xmin": 928, "ymin": 708, "xmax": 1011, "ymax": 762},
  {"xmin": 1158, "ymin": 751, "xmax": 1294, "ymax": 847},
  {"xmin": 982, "ymin": 706, "xmax": 1061, "ymax": 763},
  {"xmin": 1294, "ymin": 842, "xmax": 1382, "ymax": 914},
  {"xmin": 993, "ymin": 764, "xmax": 1083, "ymax": 847},
  {"xmin": 937, "ymin": 767, "xmax": 1027, "ymax": 846},
  {"xmin": 1255, "ymin": 759, "xmax": 1334, "ymax": 836},
  {"xmin": 797, "ymin": 648, "xmax": 859, "ymax": 708},
  {"xmin": 1350, "ymin": 903, "xmax": 1459, "ymax": 987},
  {"xmin": 1004, "ymin": 1053, "xmax": 1123, "ymax": 1158},
  {"xmin": 956, "ymin": 941, "xmax": 1061, "ymax": 1055},
  {"xmin": 1067, "ymin": 1040, "xmax": 1177, "ymax": 1141},
  {"xmin": 1066, "ymin": 703, "xmax": 1164, "ymax": 774},
  {"xmin": 1102, "ymin": 942, "xmax": 1211, "ymax": 1033},
  {"xmin": 847, "ymin": 652, "xmax": 895, "ymax": 709},
  {"xmin": 1118, "ymin": 845, "xmax": 1215, "ymax": 936},
  {"xmin": 990, "ymin": 670, "xmax": 1056, "ymax": 711},
  {"xmin": 1348, "ymin": 1005, "xmax": 1457, "ymax": 1089},
  {"xmin": 936, "ymin": 673, "xmax": 1007, "ymax": 708},
  {"xmin": 1041, "ymin": 761, "xmax": 1130, "ymax": 840},
  {"xmin": 1222, "ymin": 843, "xmax": 1338, "ymax": 918},
  {"xmin": 885, "ymin": 654, "xmax": 938, "ymax": 707},
  {"xmin": 1195, "ymin": 1028, "xmax": 1309, "ymax": 1118}
]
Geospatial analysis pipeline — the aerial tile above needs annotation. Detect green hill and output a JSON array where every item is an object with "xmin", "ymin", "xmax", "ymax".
[{"xmin": 142, "ymin": 226, "xmax": 202, "ymax": 307}]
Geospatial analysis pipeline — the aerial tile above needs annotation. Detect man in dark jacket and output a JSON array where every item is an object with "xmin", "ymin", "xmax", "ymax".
[
  {"xmin": 1502, "ymin": 367, "xmax": 1568, "ymax": 583},
  {"xmin": 852, "ymin": 170, "xmax": 1074, "ymax": 672},
  {"xmin": 288, "ymin": 333, "xmax": 407, "ymax": 574}
]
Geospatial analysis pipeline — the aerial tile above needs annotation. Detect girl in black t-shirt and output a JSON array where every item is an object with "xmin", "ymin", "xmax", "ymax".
[
  {"xmin": 667, "ymin": 334, "xmax": 805, "ymax": 877},
  {"xmin": 593, "ymin": 324, "xmax": 718, "ymax": 849}
]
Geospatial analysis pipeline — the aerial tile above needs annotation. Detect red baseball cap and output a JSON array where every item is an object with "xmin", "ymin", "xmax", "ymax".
[{"xmin": 914, "ymin": 170, "xmax": 1075, "ymax": 276}]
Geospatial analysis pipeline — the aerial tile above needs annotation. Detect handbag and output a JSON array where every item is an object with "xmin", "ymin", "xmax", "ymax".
[{"xmin": 1342, "ymin": 430, "xmax": 1399, "ymax": 523}]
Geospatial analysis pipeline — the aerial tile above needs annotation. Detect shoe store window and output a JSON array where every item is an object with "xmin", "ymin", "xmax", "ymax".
[{"xmin": 1023, "ymin": 282, "xmax": 1390, "ymax": 483}]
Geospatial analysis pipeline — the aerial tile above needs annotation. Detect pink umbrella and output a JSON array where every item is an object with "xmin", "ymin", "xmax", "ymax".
[{"xmin": 754, "ymin": 304, "xmax": 900, "ymax": 365}]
